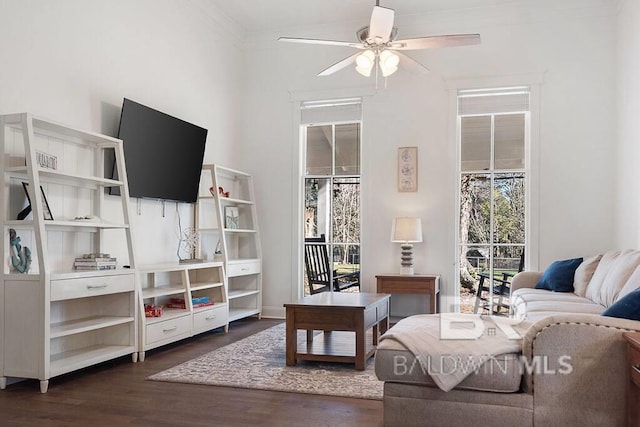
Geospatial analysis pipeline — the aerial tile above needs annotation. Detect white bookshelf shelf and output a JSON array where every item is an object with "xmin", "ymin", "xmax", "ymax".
[{"xmin": 51, "ymin": 316, "xmax": 135, "ymax": 338}]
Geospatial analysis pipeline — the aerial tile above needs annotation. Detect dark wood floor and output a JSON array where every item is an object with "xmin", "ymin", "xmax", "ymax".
[{"xmin": 0, "ymin": 318, "xmax": 383, "ymax": 426}]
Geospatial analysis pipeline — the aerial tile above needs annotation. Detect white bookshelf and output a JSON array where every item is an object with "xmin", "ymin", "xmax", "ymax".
[
  {"xmin": 137, "ymin": 261, "xmax": 228, "ymax": 361},
  {"xmin": 0, "ymin": 113, "xmax": 138, "ymax": 393},
  {"xmin": 196, "ymin": 165, "xmax": 262, "ymax": 322}
]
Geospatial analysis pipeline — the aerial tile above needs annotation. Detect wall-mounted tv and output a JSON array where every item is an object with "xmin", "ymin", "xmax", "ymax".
[{"xmin": 110, "ymin": 98, "xmax": 207, "ymax": 203}]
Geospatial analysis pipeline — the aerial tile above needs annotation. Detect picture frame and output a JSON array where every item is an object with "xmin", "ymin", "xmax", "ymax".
[
  {"xmin": 398, "ymin": 146, "xmax": 418, "ymax": 192},
  {"xmin": 18, "ymin": 182, "xmax": 54, "ymax": 220},
  {"xmin": 224, "ymin": 206, "xmax": 239, "ymax": 229}
]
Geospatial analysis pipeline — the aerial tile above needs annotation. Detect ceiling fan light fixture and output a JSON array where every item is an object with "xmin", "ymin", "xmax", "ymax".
[
  {"xmin": 355, "ymin": 50, "xmax": 375, "ymax": 76},
  {"xmin": 279, "ymin": 2, "xmax": 480, "ymax": 79},
  {"xmin": 356, "ymin": 65, "xmax": 373, "ymax": 77},
  {"xmin": 381, "ymin": 65, "xmax": 398, "ymax": 77},
  {"xmin": 379, "ymin": 50, "xmax": 400, "ymax": 77},
  {"xmin": 356, "ymin": 50, "xmax": 375, "ymax": 68}
]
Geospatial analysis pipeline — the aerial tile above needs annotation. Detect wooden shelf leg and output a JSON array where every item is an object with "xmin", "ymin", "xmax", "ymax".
[
  {"xmin": 139, "ymin": 351, "xmax": 146, "ymax": 362},
  {"xmin": 0, "ymin": 377, "xmax": 6, "ymax": 389},
  {"xmin": 131, "ymin": 352, "xmax": 138, "ymax": 363},
  {"xmin": 39, "ymin": 380, "xmax": 48, "ymax": 394}
]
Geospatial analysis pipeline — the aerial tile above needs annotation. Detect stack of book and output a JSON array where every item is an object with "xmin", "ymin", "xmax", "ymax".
[
  {"xmin": 166, "ymin": 297, "xmax": 215, "ymax": 309},
  {"xmin": 74, "ymin": 253, "xmax": 117, "ymax": 270}
]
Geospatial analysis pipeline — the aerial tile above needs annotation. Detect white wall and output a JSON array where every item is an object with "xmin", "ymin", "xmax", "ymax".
[
  {"xmin": 241, "ymin": 1, "xmax": 618, "ymax": 317},
  {"xmin": 615, "ymin": 0, "xmax": 640, "ymax": 248},
  {"xmin": 0, "ymin": 0, "xmax": 244, "ymax": 264},
  {"xmin": 1, "ymin": 1, "xmax": 622, "ymax": 319}
]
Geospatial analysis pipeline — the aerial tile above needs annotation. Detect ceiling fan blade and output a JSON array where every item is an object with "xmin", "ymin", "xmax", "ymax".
[
  {"xmin": 395, "ymin": 51, "xmax": 429, "ymax": 75},
  {"xmin": 368, "ymin": 6, "xmax": 395, "ymax": 43},
  {"xmin": 391, "ymin": 34, "xmax": 481, "ymax": 50},
  {"xmin": 318, "ymin": 52, "xmax": 360, "ymax": 76},
  {"xmin": 278, "ymin": 37, "xmax": 363, "ymax": 49}
]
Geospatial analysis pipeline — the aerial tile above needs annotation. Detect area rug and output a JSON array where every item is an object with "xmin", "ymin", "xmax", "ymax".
[{"xmin": 148, "ymin": 323, "xmax": 383, "ymax": 400}]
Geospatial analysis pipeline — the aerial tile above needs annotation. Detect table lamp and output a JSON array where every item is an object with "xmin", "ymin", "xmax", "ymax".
[{"xmin": 391, "ymin": 217, "xmax": 423, "ymax": 275}]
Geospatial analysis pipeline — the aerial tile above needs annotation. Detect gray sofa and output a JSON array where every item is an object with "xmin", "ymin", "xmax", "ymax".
[{"xmin": 375, "ymin": 250, "xmax": 640, "ymax": 426}]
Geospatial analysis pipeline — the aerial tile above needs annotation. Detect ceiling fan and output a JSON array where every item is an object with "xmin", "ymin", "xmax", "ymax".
[{"xmin": 278, "ymin": 1, "xmax": 480, "ymax": 78}]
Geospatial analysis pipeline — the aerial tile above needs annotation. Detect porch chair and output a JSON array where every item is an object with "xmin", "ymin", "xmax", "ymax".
[
  {"xmin": 474, "ymin": 251, "xmax": 525, "ymax": 314},
  {"xmin": 304, "ymin": 234, "xmax": 360, "ymax": 294}
]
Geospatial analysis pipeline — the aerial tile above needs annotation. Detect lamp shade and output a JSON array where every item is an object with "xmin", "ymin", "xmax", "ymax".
[
  {"xmin": 379, "ymin": 50, "xmax": 399, "ymax": 77},
  {"xmin": 391, "ymin": 217, "xmax": 423, "ymax": 243},
  {"xmin": 355, "ymin": 50, "xmax": 375, "ymax": 76}
]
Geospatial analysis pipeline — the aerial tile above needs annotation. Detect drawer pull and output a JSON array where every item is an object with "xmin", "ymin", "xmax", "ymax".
[
  {"xmin": 205, "ymin": 315, "xmax": 217, "ymax": 321},
  {"xmin": 87, "ymin": 284, "xmax": 108, "ymax": 290},
  {"xmin": 633, "ymin": 365, "xmax": 640, "ymax": 375},
  {"xmin": 162, "ymin": 326, "xmax": 178, "ymax": 333},
  {"xmin": 241, "ymin": 268, "xmax": 248, "ymax": 271}
]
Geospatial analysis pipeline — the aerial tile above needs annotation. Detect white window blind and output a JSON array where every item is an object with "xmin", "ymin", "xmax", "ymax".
[
  {"xmin": 300, "ymin": 98, "xmax": 362, "ymax": 125},
  {"xmin": 458, "ymin": 87, "xmax": 530, "ymax": 115}
]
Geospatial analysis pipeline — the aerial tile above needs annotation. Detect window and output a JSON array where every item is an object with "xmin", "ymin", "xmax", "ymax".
[
  {"xmin": 301, "ymin": 99, "xmax": 362, "ymax": 296},
  {"xmin": 457, "ymin": 88, "xmax": 530, "ymax": 314}
]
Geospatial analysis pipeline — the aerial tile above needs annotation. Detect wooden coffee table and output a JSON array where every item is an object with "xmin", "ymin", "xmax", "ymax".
[{"xmin": 284, "ymin": 292, "xmax": 390, "ymax": 370}]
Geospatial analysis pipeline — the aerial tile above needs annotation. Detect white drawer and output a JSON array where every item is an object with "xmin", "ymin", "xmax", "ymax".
[
  {"xmin": 227, "ymin": 260, "xmax": 261, "ymax": 277},
  {"xmin": 51, "ymin": 274, "xmax": 135, "ymax": 301},
  {"xmin": 193, "ymin": 305, "xmax": 228, "ymax": 333},
  {"xmin": 145, "ymin": 315, "xmax": 191, "ymax": 345}
]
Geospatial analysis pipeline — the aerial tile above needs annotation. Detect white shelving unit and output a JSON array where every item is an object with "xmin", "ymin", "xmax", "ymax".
[
  {"xmin": 196, "ymin": 164, "xmax": 262, "ymax": 323},
  {"xmin": 0, "ymin": 113, "xmax": 138, "ymax": 393},
  {"xmin": 137, "ymin": 262, "xmax": 227, "ymax": 361}
]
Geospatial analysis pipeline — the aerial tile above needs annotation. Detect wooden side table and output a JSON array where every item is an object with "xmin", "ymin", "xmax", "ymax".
[
  {"xmin": 376, "ymin": 274, "xmax": 440, "ymax": 322},
  {"xmin": 624, "ymin": 332, "xmax": 640, "ymax": 427}
]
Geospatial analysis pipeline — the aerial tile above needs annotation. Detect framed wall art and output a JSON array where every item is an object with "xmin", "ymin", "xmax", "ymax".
[
  {"xmin": 18, "ymin": 182, "xmax": 54, "ymax": 220},
  {"xmin": 397, "ymin": 146, "xmax": 418, "ymax": 192},
  {"xmin": 224, "ymin": 206, "xmax": 240, "ymax": 229}
]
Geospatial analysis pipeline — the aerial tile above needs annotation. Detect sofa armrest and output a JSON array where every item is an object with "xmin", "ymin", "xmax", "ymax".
[
  {"xmin": 520, "ymin": 314, "xmax": 640, "ymax": 425},
  {"xmin": 510, "ymin": 271, "xmax": 542, "ymax": 292}
]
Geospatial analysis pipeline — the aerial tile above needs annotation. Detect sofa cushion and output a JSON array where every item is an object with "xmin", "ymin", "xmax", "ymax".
[
  {"xmin": 515, "ymin": 300, "xmax": 604, "ymax": 315},
  {"xmin": 511, "ymin": 288, "xmax": 588, "ymax": 302},
  {"xmin": 586, "ymin": 250, "xmax": 640, "ymax": 307},
  {"xmin": 602, "ymin": 288, "xmax": 640, "ymax": 320},
  {"xmin": 573, "ymin": 254, "xmax": 602, "ymax": 297},
  {"xmin": 510, "ymin": 288, "xmax": 603, "ymax": 320},
  {"xmin": 375, "ymin": 338, "xmax": 522, "ymax": 393},
  {"xmin": 615, "ymin": 263, "xmax": 640, "ymax": 302},
  {"xmin": 535, "ymin": 258, "xmax": 583, "ymax": 292}
]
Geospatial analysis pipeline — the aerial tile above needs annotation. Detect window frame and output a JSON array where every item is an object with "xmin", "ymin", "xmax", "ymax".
[
  {"xmin": 459, "ymin": 111, "xmax": 528, "ymax": 312},
  {"xmin": 448, "ymin": 79, "xmax": 541, "ymax": 314},
  {"xmin": 301, "ymin": 119, "xmax": 362, "ymax": 296}
]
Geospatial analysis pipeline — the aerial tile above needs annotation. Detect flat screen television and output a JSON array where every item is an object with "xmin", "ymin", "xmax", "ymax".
[{"xmin": 110, "ymin": 98, "xmax": 207, "ymax": 203}]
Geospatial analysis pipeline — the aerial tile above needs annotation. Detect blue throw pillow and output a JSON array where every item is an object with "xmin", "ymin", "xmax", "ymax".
[
  {"xmin": 602, "ymin": 288, "xmax": 640, "ymax": 320},
  {"xmin": 535, "ymin": 257, "xmax": 583, "ymax": 292}
]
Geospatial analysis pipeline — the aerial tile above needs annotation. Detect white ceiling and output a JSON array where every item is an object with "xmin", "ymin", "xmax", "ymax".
[{"xmin": 208, "ymin": 0, "xmax": 526, "ymax": 33}]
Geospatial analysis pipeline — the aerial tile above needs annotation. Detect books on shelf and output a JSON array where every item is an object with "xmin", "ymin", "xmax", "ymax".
[
  {"xmin": 165, "ymin": 297, "xmax": 215, "ymax": 309},
  {"xmin": 75, "ymin": 265, "xmax": 117, "ymax": 271},
  {"xmin": 78, "ymin": 252, "xmax": 113, "ymax": 259},
  {"xmin": 74, "ymin": 253, "xmax": 117, "ymax": 270}
]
